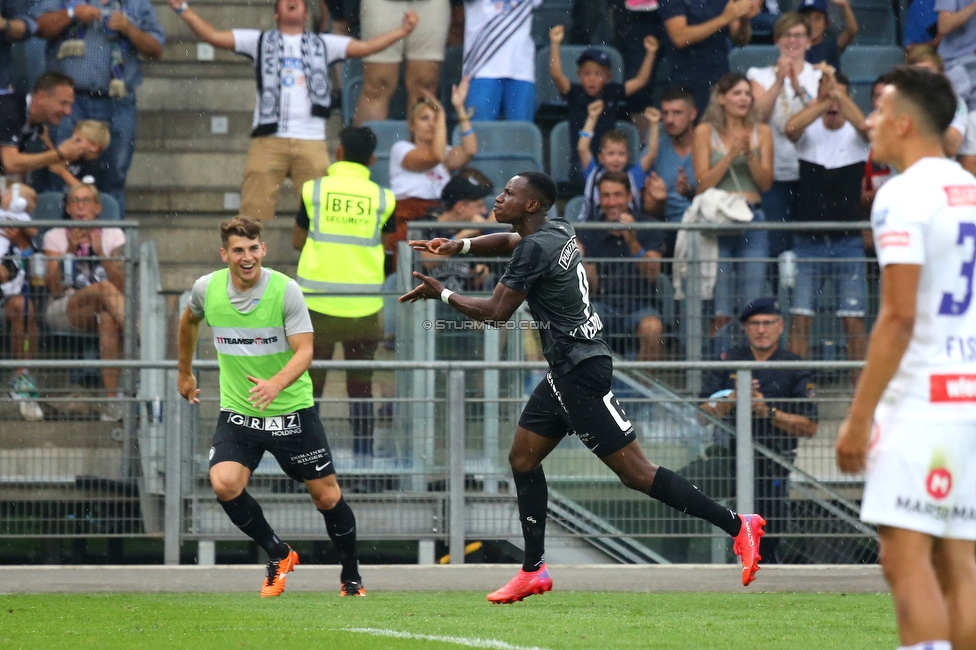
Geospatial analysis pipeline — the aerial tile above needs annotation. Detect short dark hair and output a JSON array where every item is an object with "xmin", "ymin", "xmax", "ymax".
[
  {"xmin": 340, "ymin": 126, "xmax": 377, "ymax": 165},
  {"xmin": 33, "ymin": 72, "xmax": 74, "ymax": 95},
  {"xmin": 833, "ymin": 71, "xmax": 850, "ymax": 87},
  {"xmin": 598, "ymin": 170, "xmax": 631, "ymax": 193},
  {"xmin": 220, "ymin": 216, "xmax": 262, "ymax": 246},
  {"xmin": 516, "ymin": 171, "xmax": 556, "ymax": 213},
  {"xmin": 879, "ymin": 66, "xmax": 957, "ymax": 136},
  {"xmin": 659, "ymin": 86, "xmax": 696, "ymax": 106}
]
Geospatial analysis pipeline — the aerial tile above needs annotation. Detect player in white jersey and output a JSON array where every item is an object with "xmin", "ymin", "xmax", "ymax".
[{"xmin": 837, "ymin": 67, "xmax": 976, "ymax": 650}]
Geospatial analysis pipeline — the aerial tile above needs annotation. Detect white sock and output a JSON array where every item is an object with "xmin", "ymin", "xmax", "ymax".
[{"xmin": 897, "ymin": 641, "xmax": 951, "ymax": 650}]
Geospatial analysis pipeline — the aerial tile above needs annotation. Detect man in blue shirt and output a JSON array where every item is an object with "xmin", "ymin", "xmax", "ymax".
[
  {"xmin": 645, "ymin": 86, "xmax": 697, "ymax": 257},
  {"xmin": 33, "ymin": 0, "xmax": 165, "ymax": 216},
  {"xmin": 0, "ymin": 0, "xmax": 36, "ymax": 92},
  {"xmin": 660, "ymin": 0, "xmax": 758, "ymax": 112}
]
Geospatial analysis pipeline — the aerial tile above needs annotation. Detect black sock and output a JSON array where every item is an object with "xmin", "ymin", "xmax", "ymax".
[
  {"xmin": 320, "ymin": 497, "xmax": 360, "ymax": 582},
  {"xmin": 514, "ymin": 467, "xmax": 548, "ymax": 572},
  {"xmin": 648, "ymin": 467, "xmax": 741, "ymax": 537},
  {"xmin": 218, "ymin": 491, "xmax": 290, "ymax": 560}
]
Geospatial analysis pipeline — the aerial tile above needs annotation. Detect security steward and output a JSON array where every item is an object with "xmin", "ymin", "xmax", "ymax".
[
  {"xmin": 292, "ymin": 126, "xmax": 395, "ymax": 462},
  {"xmin": 695, "ymin": 297, "xmax": 819, "ymax": 563}
]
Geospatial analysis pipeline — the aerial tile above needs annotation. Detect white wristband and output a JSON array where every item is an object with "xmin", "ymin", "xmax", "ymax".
[
  {"xmin": 440, "ymin": 288, "xmax": 455, "ymax": 305},
  {"xmin": 459, "ymin": 238, "xmax": 471, "ymax": 254},
  {"xmin": 174, "ymin": 1, "xmax": 188, "ymax": 13}
]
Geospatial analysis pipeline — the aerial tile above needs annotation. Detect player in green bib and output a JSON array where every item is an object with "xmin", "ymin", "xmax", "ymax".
[{"xmin": 177, "ymin": 216, "xmax": 365, "ymax": 598}]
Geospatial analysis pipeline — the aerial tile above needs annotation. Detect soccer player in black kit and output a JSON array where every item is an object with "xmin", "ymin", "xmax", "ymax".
[{"xmin": 401, "ymin": 172, "xmax": 766, "ymax": 603}]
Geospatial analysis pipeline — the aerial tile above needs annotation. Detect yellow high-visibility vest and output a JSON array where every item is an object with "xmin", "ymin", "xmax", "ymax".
[{"xmin": 297, "ymin": 161, "xmax": 395, "ymax": 318}]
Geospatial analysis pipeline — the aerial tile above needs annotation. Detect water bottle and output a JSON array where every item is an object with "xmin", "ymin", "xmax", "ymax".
[{"xmin": 27, "ymin": 251, "xmax": 46, "ymax": 287}]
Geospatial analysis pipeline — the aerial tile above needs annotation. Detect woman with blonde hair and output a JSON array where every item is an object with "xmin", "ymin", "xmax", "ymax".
[
  {"xmin": 388, "ymin": 78, "xmax": 477, "ymax": 250},
  {"xmin": 693, "ymin": 72, "xmax": 773, "ymax": 348},
  {"xmin": 748, "ymin": 12, "xmax": 821, "ymax": 266}
]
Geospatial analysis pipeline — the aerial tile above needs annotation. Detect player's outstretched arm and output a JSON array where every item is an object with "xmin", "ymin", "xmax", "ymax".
[
  {"xmin": 177, "ymin": 307, "xmax": 203, "ymax": 404},
  {"xmin": 247, "ymin": 332, "xmax": 313, "ymax": 412},
  {"xmin": 399, "ymin": 272, "xmax": 526, "ymax": 323},
  {"xmin": 409, "ymin": 232, "xmax": 520, "ymax": 257}
]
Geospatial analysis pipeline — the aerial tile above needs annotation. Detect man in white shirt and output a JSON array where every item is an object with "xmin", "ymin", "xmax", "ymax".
[
  {"xmin": 783, "ymin": 70, "xmax": 869, "ymax": 371},
  {"xmin": 837, "ymin": 66, "xmax": 976, "ymax": 650},
  {"xmin": 168, "ymin": 0, "xmax": 418, "ymax": 220}
]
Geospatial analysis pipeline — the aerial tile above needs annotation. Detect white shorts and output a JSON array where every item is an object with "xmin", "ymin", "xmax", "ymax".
[
  {"xmin": 861, "ymin": 403, "xmax": 976, "ymax": 540},
  {"xmin": 360, "ymin": 0, "xmax": 449, "ymax": 64}
]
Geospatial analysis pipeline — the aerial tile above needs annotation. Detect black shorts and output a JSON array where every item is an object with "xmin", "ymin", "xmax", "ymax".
[
  {"xmin": 209, "ymin": 407, "xmax": 336, "ymax": 482},
  {"xmin": 518, "ymin": 356, "xmax": 637, "ymax": 458}
]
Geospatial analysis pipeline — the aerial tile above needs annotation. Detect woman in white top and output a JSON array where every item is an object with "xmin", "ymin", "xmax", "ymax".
[
  {"xmin": 388, "ymin": 78, "xmax": 478, "ymax": 247},
  {"xmin": 42, "ymin": 183, "xmax": 128, "ymax": 421},
  {"xmin": 747, "ymin": 12, "xmax": 821, "ymax": 264}
]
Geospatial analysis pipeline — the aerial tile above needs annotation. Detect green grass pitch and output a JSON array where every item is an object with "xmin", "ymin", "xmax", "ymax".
[{"xmin": 0, "ymin": 592, "xmax": 897, "ymax": 649}]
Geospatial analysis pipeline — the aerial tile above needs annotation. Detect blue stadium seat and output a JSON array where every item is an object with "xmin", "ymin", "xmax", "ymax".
[
  {"xmin": 99, "ymin": 193, "xmax": 122, "ymax": 222},
  {"xmin": 728, "ymin": 45, "xmax": 779, "ymax": 74},
  {"xmin": 10, "ymin": 37, "xmax": 46, "ymax": 94},
  {"xmin": 840, "ymin": 45, "xmax": 903, "ymax": 80},
  {"xmin": 563, "ymin": 194, "xmax": 584, "ymax": 221},
  {"xmin": 534, "ymin": 45, "xmax": 625, "ymax": 108},
  {"xmin": 452, "ymin": 121, "xmax": 543, "ymax": 169},
  {"xmin": 33, "ymin": 192, "xmax": 65, "ymax": 223},
  {"xmin": 532, "ymin": 6, "xmax": 572, "ymax": 50},
  {"xmin": 362, "ymin": 120, "xmax": 410, "ymax": 190},
  {"xmin": 549, "ymin": 120, "xmax": 571, "ymax": 183},
  {"xmin": 841, "ymin": 45, "xmax": 904, "ymax": 114},
  {"xmin": 850, "ymin": 1, "xmax": 898, "ymax": 46},
  {"xmin": 471, "ymin": 155, "xmax": 542, "ymax": 191}
]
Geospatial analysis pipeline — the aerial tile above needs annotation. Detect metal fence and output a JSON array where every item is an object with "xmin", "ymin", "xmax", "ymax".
[{"xmin": 0, "ymin": 220, "xmax": 878, "ymax": 565}]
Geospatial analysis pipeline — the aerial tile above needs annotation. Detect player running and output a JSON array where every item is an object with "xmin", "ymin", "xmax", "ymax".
[
  {"xmin": 177, "ymin": 216, "xmax": 364, "ymax": 598},
  {"xmin": 837, "ymin": 66, "xmax": 976, "ymax": 650},
  {"xmin": 401, "ymin": 171, "xmax": 766, "ymax": 603}
]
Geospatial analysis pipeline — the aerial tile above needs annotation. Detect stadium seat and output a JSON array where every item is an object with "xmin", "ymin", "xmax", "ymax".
[
  {"xmin": 563, "ymin": 194, "xmax": 584, "ymax": 221},
  {"xmin": 99, "ymin": 194, "xmax": 122, "ymax": 222},
  {"xmin": 850, "ymin": 1, "xmax": 898, "ymax": 46},
  {"xmin": 362, "ymin": 120, "xmax": 410, "ymax": 190},
  {"xmin": 840, "ymin": 45, "xmax": 903, "ymax": 114},
  {"xmin": 452, "ymin": 121, "xmax": 543, "ymax": 170},
  {"xmin": 10, "ymin": 37, "xmax": 45, "ymax": 94},
  {"xmin": 549, "ymin": 120, "xmax": 572, "ymax": 184},
  {"xmin": 728, "ymin": 45, "xmax": 779, "ymax": 74},
  {"xmin": 532, "ymin": 5, "xmax": 573, "ymax": 50},
  {"xmin": 472, "ymin": 155, "xmax": 542, "ymax": 191},
  {"xmin": 34, "ymin": 192, "xmax": 65, "ymax": 223},
  {"xmin": 534, "ymin": 45, "xmax": 624, "ymax": 108}
]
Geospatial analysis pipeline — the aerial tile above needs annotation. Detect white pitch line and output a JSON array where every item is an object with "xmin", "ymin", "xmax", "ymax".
[{"xmin": 342, "ymin": 627, "xmax": 551, "ymax": 650}]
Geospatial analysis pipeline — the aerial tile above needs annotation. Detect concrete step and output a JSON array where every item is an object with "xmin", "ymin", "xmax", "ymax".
[
  {"xmin": 155, "ymin": 6, "xmax": 277, "ymax": 39},
  {"xmin": 159, "ymin": 40, "xmax": 255, "ymax": 64},
  {"xmin": 125, "ymin": 184, "xmax": 301, "ymax": 214},
  {"xmin": 128, "ymin": 151, "xmax": 248, "ymax": 187},
  {"xmin": 139, "ymin": 77, "xmax": 255, "ymax": 112},
  {"xmin": 137, "ymin": 111, "xmax": 253, "ymax": 153},
  {"xmin": 142, "ymin": 60, "xmax": 253, "ymax": 80}
]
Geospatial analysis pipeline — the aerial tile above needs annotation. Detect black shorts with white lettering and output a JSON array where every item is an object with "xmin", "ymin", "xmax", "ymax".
[
  {"xmin": 518, "ymin": 356, "xmax": 637, "ymax": 458},
  {"xmin": 209, "ymin": 407, "xmax": 336, "ymax": 482}
]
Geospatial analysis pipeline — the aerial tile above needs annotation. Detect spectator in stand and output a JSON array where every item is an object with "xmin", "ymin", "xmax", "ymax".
[
  {"xmin": 548, "ymin": 25, "xmax": 659, "ymax": 185},
  {"xmin": 463, "ymin": 0, "xmax": 541, "ymax": 122},
  {"xmin": 388, "ymin": 82, "xmax": 477, "ymax": 251},
  {"xmin": 42, "ymin": 182, "xmax": 127, "ymax": 422},
  {"xmin": 353, "ymin": 0, "xmax": 447, "ymax": 124},
  {"xmin": 0, "ymin": 72, "xmax": 86, "ymax": 177},
  {"xmin": 0, "ymin": 182, "xmax": 42, "ymax": 422},
  {"xmin": 617, "ymin": 0, "xmax": 668, "ymax": 128},
  {"xmin": 0, "ymin": 0, "xmax": 35, "ymax": 92},
  {"xmin": 798, "ymin": 0, "xmax": 857, "ymax": 71},
  {"xmin": 578, "ymin": 172, "xmax": 668, "ymax": 361},
  {"xmin": 905, "ymin": 46, "xmax": 967, "ymax": 156},
  {"xmin": 936, "ymin": 0, "xmax": 976, "ymax": 104},
  {"xmin": 692, "ymin": 73, "xmax": 773, "ymax": 347},
  {"xmin": 659, "ymin": 0, "xmax": 758, "ymax": 113},
  {"xmin": 905, "ymin": 0, "xmax": 940, "ymax": 52},
  {"xmin": 575, "ymin": 101, "xmax": 660, "ymax": 221},
  {"xmin": 644, "ymin": 86, "xmax": 699, "ymax": 257},
  {"xmin": 861, "ymin": 77, "xmax": 892, "ymax": 213},
  {"xmin": 171, "ymin": 0, "xmax": 417, "ymax": 222},
  {"xmin": 34, "ymin": 0, "xmax": 165, "ymax": 218},
  {"xmin": 30, "ymin": 119, "xmax": 109, "ymax": 196},
  {"xmin": 748, "ymin": 13, "xmax": 822, "ymax": 271},
  {"xmin": 698, "ymin": 297, "xmax": 818, "ymax": 564},
  {"xmin": 784, "ymin": 70, "xmax": 869, "ymax": 368}
]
